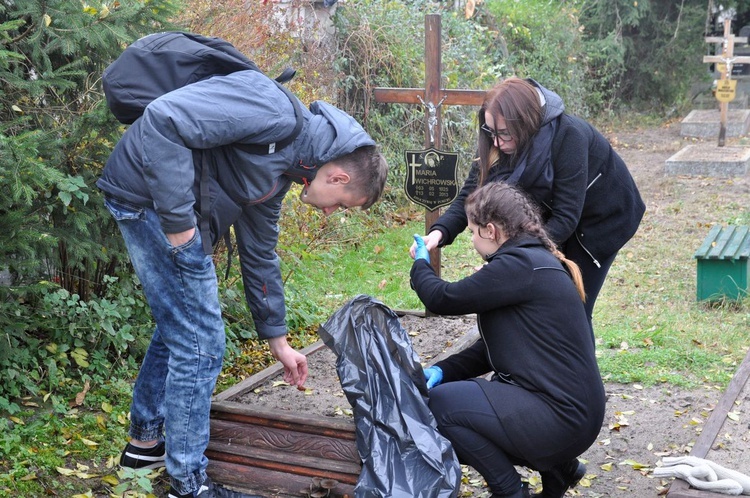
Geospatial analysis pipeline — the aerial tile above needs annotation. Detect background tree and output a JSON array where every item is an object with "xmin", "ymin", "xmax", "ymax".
[
  {"xmin": 577, "ymin": 0, "xmax": 710, "ymax": 112},
  {"xmin": 0, "ymin": 0, "xmax": 181, "ymax": 410}
]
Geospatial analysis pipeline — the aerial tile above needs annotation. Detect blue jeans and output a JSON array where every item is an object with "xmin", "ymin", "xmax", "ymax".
[{"xmin": 105, "ymin": 197, "xmax": 226, "ymax": 495}]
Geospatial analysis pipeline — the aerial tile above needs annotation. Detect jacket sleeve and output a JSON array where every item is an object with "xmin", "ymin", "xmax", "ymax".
[
  {"xmin": 233, "ymin": 182, "xmax": 292, "ymax": 339},
  {"xmin": 435, "ymin": 339, "xmax": 492, "ymax": 382},
  {"xmin": 429, "ymin": 159, "xmax": 479, "ymax": 246},
  {"xmin": 409, "ymin": 251, "xmax": 534, "ymax": 316},
  {"xmin": 138, "ymin": 71, "xmax": 298, "ymax": 234},
  {"xmin": 545, "ymin": 123, "xmax": 589, "ymax": 244}
]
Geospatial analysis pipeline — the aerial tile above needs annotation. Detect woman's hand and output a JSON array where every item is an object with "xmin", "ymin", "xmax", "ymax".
[{"xmin": 409, "ymin": 230, "xmax": 443, "ymax": 258}]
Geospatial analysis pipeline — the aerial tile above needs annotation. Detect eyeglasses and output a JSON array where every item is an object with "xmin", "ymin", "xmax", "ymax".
[{"xmin": 480, "ymin": 124, "xmax": 513, "ymax": 142}]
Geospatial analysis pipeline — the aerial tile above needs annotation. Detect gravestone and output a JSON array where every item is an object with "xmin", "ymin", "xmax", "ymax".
[{"xmin": 667, "ymin": 18, "xmax": 750, "ymax": 177}]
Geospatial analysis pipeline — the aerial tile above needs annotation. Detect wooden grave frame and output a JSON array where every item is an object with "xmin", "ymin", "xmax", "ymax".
[
  {"xmin": 207, "ymin": 325, "xmax": 480, "ymax": 497},
  {"xmin": 666, "ymin": 347, "xmax": 750, "ymax": 497}
]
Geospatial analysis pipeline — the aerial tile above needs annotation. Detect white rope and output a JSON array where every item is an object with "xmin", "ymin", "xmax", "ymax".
[{"xmin": 653, "ymin": 456, "xmax": 750, "ymax": 495}]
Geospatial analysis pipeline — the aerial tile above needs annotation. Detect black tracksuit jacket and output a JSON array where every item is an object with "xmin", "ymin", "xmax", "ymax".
[{"xmin": 410, "ymin": 236, "xmax": 606, "ymax": 469}]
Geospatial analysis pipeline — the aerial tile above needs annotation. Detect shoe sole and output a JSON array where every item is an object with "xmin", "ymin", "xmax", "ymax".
[
  {"xmin": 120, "ymin": 451, "xmax": 166, "ymax": 470},
  {"xmin": 120, "ymin": 461, "xmax": 165, "ymax": 470}
]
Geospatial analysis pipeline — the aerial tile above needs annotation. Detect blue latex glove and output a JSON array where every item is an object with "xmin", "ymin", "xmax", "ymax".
[
  {"xmin": 413, "ymin": 234, "xmax": 431, "ymax": 263},
  {"xmin": 423, "ymin": 366, "xmax": 443, "ymax": 389}
]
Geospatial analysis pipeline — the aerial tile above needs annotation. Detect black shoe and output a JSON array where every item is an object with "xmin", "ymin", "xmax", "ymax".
[
  {"xmin": 535, "ymin": 459, "xmax": 586, "ymax": 498},
  {"xmin": 491, "ymin": 481, "xmax": 531, "ymax": 498},
  {"xmin": 119, "ymin": 441, "xmax": 166, "ymax": 470},
  {"xmin": 167, "ymin": 478, "xmax": 266, "ymax": 498}
]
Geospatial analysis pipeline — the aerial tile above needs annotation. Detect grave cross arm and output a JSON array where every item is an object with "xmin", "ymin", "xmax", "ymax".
[{"xmin": 373, "ymin": 87, "xmax": 486, "ymax": 107}]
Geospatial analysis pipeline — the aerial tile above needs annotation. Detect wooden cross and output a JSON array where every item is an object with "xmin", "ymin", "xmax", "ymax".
[
  {"xmin": 703, "ymin": 17, "xmax": 750, "ymax": 146},
  {"xmin": 374, "ymin": 13, "xmax": 485, "ymax": 278}
]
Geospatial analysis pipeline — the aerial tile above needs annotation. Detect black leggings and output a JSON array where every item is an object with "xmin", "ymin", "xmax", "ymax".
[
  {"xmin": 428, "ymin": 380, "xmax": 531, "ymax": 496},
  {"xmin": 564, "ymin": 239, "xmax": 618, "ymax": 342}
]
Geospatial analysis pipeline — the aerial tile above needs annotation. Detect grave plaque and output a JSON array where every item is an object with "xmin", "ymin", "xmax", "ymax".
[
  {"xmin": 716, "ymin": 79, "xmax": 737, "ymax": 102},
  {"xmin": 404, "ymin": 147, "xmax": 459, "ymax": 211}
]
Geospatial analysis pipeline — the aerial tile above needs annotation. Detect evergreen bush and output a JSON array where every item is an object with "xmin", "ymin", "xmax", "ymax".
[{"xmin": 1, "ymin": 0, "xmax": 180, "ymax": 405}]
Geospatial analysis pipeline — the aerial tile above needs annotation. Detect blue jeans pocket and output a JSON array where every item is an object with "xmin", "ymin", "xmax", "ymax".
[{"xmin": 104, "ymin": 196, "xmax": 145, "ymax": 221}]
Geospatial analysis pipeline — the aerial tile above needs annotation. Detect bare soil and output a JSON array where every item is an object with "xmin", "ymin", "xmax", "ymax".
[{"xmin": 225, "ymin": 122, "xmax": 750, "ymax": 498}]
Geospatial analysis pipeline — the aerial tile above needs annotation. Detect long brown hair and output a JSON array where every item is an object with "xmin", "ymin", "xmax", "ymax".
[
  {"xmin": 465, "ymin": 182, "xmax": 586, "ymax": 302},
  {"xmin": 477, "ymin": 77, "xmax": 543, "ymax": 186}
]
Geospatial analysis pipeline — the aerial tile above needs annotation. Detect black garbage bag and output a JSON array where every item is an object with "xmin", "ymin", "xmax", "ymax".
[{"xmin": 317, "ymin": 295, "xmax": 461, "ymax": 498}]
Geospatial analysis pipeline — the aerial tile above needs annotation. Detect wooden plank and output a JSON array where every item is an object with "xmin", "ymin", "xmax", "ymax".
[
  {"xmin": 708, "ymin": 226, "xmax": 735, "ymax": 259},
  {"xmin": 206, "ymin": 441, "xmax": 360, "ymax": 483},
  {"xmin": 705, "ymin": 36, "xmax": 748, "ymax": 43},
  {"xmin": 212, "ymin": 400, "xmax": 356, "ymax": 438},
  {"xmin": 721, "ymin": 226, "xmax": 745, "ymax": 258},
  {"xmin": 703, "ymin": 56, "xmax": 750, "ymax": 63},
  {"xmin": 209, "ymin": 419, "xmax": 359, "ymax": 467},
  {"xmin": 666, "ymin": 347, "xmax": 750, "ymax": 497},
  {"xmin": 207, "ymin": 459, "xmax": 356, "ymax": 498},
  {"xmin": 693, "ymin": 225, "xmax": 722, "ymax": 259},
  {"xmin": 373, "ymin": 87, "xmax": 486, "ymax": 106}
]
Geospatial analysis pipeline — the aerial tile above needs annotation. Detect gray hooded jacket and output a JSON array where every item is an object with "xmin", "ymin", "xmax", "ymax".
[{"xmin": 97, "ymin": 69, "xmax": 375, "ymax": 339}]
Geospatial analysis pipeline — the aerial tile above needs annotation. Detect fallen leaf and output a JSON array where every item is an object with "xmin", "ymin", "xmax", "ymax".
[
  {"xmin": 102, "ymin": 474, "xmax": 119, "ymax": 486},
  {"xmin": 80, "ymin": 437, "xmax": 99, "ymax": 448},
  {"xmin": 71, "ymin": 380, "xmax": 91, "ymax": 407},
  {"xmin": 619, "ymin": 459, "xmax": 650, "ymax": 470}
]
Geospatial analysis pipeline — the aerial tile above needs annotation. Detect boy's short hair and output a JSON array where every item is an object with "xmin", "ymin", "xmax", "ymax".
[{"xmin": 336, "ymin": 145, "xmax": 389, "ymax": 209}]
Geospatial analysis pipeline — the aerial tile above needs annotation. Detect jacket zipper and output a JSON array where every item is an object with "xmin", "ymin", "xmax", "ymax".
[
  {"xmin": 587, "ymin": 172, "xmax": 602, "ymax": 190},
  {"xmin": 575, "ymin": 232, "xmax": 601, "ymax": 268},
  {"xmin": 575, "ymin": 171, "xmax": 603, "ymax": 268},
  {"xmin": 478, "ymin": 321, "xmax": 520, "ymax": 386}
]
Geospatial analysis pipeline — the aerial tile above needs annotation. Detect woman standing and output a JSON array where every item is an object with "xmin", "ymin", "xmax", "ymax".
[
  {"xmin": 413, "ymin": 77, "xmax": 645, "ymax": 340},
  {"xmin": 410, "ymin": 182, "xmax": 606, "ymax": 498}
]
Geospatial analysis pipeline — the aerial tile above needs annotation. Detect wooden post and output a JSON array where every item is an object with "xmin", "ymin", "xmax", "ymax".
[
  {"xmin": 373, "ymin": 14, "xmax": 485, "ymax": 279},
  {"xmin": 703, "ymin": 18, "xmax": 750, "ymax": 146}
]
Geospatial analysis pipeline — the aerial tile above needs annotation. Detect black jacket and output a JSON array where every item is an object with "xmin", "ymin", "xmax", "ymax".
[
  {"xmin": 432, "ymin": 86, "xmax": 645, "ymax": 266},
  {"xmin": 410, "ymin": 236, "xmax": 606, "ymax": 468}
]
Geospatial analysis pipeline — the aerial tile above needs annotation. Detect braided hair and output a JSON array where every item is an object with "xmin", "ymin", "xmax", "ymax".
[{"xmin": 465, "ymin": 182, "xmax": 586, "ymax": 302}]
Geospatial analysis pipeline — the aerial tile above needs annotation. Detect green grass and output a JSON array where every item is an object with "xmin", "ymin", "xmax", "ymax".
[
  {"xmin": 0, "ymin": 377, "xmax": 165, "ymax": 498},
  {"xmin": 285, "ymin": 199, "xmax": 749, "ymax": 389},
  {"xmin": 282, "ymin": 213, "xmax": 482, "ymax": 314}
]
